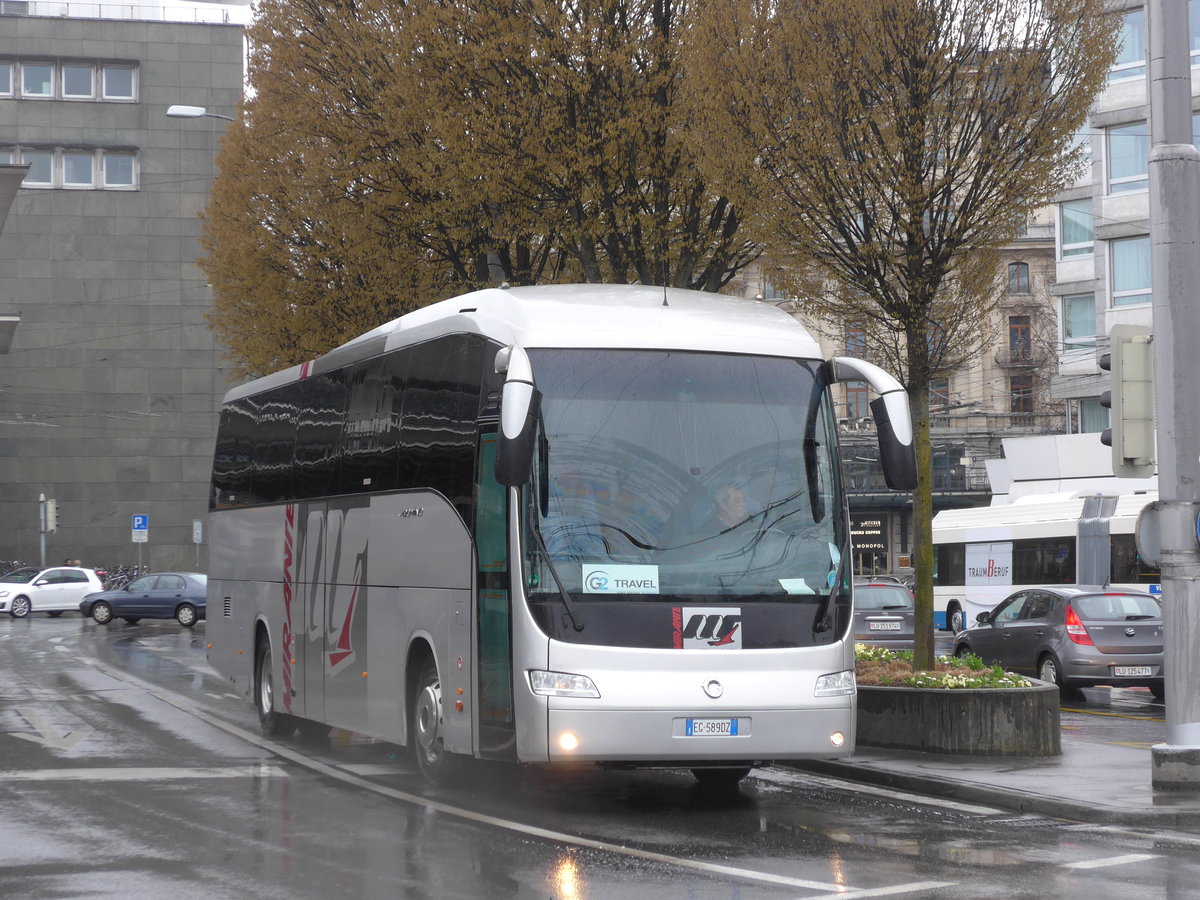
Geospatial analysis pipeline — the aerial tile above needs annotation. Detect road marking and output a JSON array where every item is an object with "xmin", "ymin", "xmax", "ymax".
[
  {"xmin": 0, "ymin": 764, "xmax": 287, "ymax": 783},
  {"xmin": 10, "ymin": 707, "xmax": 87, "ymax": 750},
  {"xmin": 80, "ymin": 657, "xmax": 956, "ymax": 897},
  {"xmin": 1061, "ymin": 707, "xmax": 1165, "ymax": 724},
  {"xmin": 801, "ymin": 884, "xmax": 959, "ymax": 900},
  {"xmin": 1067, "ymin": 823, "xmax": 1200, "ymax": 849},
  {"xmin": 763, "ymin": 768, "xmax": 1004, "ymax": 817},
  {"xmin": 1063, "ymin": 853, "xmax": 1159, "ymax": 870}
]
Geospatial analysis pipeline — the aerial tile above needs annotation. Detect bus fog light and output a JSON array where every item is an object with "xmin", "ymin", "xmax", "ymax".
[
  {"xmin": 830, "ymin": 731, "xmax": 846, "ymax": 748},
  {"xmin": 814, "ymin": 669, "xmax": 856, "ymax": 697},
  {"xmin": 559, "ymin": 732, "xmax": 580, "ymax": 752},
  {"xmin": 528, "ymin": 670, "xmax": 600, "ymax": 698}
]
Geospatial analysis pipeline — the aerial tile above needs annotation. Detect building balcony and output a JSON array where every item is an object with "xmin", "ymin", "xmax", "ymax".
[{"xmin": 994, "ymin": 344, "xmax": 1051, "ymax": 368}]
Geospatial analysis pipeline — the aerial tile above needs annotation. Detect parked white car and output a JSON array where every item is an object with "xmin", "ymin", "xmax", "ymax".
[{"xmin": 0, "ymin": 566, "xmax": 105, "ymax": 618}]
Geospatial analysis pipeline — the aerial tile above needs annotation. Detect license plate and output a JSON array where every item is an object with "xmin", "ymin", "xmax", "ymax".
[
  {"xmin": 1113, "ymin": 666, "xmax": 1153, "ymax": 677},
  {"xmin": 869, "ymin": 621, "xmax": 902, "ymax": 631},
  {"xmin": 686, "ymin": 718, "xmax": 738, "ymax": 737}
]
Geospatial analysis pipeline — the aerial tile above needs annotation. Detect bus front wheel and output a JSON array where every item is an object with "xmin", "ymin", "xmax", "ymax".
[
  {"xmin": 256, "ymin": 634, "xmax": 297, "ymax": 737},
  {"xmin": 412, "ymin": 656, "xmax": 458, "ymax": 784}
]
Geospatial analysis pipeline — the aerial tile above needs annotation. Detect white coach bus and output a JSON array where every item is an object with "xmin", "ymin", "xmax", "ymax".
[
  {"xmin": 932, "ymin": 491, "xmax": 1160, "ymax": 633},
  {"xmin": 206, "ymin": 284, "xmax": 916, "ymax": 785}
]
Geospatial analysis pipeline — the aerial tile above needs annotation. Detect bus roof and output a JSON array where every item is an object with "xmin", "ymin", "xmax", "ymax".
[
  {"xmin": 932, "ymin": 491, "xmax": 1158, "ymax": 542},
  {"xmin": 223, "ymin": 285, "xmax": 823, "ymax": 402}
]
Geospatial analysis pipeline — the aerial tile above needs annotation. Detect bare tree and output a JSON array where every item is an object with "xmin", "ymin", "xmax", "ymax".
[{"xmin": 689, "ymin": 0, "xmax": 1119, "ymax": 667}]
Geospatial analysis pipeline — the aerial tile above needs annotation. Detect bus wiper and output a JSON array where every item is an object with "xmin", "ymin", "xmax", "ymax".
[
  {"xmin": 812, "ymin": 544, "xmax": 848, "ymax": 635},
  {"xmin": 530, "ymin": 524, "xmax": 585, "ymax": 632}
]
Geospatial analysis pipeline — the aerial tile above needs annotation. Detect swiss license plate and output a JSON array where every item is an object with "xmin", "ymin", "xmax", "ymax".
[
  {"xmin": 686, "ymin": 718, "xmax": 738, "ymax": 737},
  {"xmin": 869, "ymin": 621, "xmax": 902, "ymax": 631},
  {"xmin": 1113, "ymin": 666, "xmax": 1153, "ymax": 677}
]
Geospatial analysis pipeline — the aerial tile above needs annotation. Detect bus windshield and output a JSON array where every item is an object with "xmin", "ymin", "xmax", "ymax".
[{"xmin": 523, "ymin": 349, "xmax": 845, "ymax": 606}]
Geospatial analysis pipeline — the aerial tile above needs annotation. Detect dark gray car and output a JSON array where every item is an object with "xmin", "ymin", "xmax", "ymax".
[
  {"xmin": 952, "ymin": 585, "xmax": 1163, "ymax": 698},
  {"xmin": 853, "ymin": 582, "xmax": 916, "ymax": 650}
]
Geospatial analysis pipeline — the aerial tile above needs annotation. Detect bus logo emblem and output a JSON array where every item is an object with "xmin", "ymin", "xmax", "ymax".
[{"xmin": 673, "ymin": 607, "xmax": 742, "ymax": 649}]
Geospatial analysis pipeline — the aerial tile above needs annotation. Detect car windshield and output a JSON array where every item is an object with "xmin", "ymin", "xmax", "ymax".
[
  {"xmin": 856, "ymin": 585, "xmax": 914, "ymax": 609},
  {"xmin": 1075, "ymin": 593, "xmax": 1160, "ymax": 620},
  {"xmin": 0, "ymin": 568, "xmax": 41, "ymax": 584}
]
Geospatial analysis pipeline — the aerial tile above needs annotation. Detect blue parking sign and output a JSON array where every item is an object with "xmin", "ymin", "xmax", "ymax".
[{"xmin": 132, "ymin": 515, "xmax": 148, "ymax": 531}]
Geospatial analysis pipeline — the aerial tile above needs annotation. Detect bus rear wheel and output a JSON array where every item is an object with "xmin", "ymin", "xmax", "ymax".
[
  {"xmin": 948, "ymin": 605, "xmax": 965, "ymax": 633},
  {"xmin": 412, "ymin": 656, "xmax": 458, "ymax": 784}
]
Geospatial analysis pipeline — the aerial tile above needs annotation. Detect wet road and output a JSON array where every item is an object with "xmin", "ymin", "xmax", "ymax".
[{"xmin": 0, "ymin": 616, "xmax": 1195, "ymax": 900}]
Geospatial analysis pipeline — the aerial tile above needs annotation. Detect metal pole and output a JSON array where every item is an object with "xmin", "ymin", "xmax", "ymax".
[
  {"xmin": 1147, "ymin": 0, "xmax": 1200, "ymax": 789},
  {"xmin": 38, "ymin": 493, "xmax": 45, "ymax": 570}
]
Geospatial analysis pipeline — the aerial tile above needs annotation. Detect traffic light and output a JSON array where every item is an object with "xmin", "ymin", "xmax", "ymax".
[
  {"xmin": 1099, "ymin": 324, "xmax": 1155, "ymax": 478},
  {"xmin": 44, "ymin": 499, "xmax": 58, "ymax": 533}
]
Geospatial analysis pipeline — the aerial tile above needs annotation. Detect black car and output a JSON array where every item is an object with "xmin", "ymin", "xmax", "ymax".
[{"xmin": 80, "ymin": 572, "xmax": 207, "ymax": 627}]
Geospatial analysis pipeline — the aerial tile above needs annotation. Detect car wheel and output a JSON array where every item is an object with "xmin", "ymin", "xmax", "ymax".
[
  {"xmin": 175, "ymin": 603, "xmax": 198, "ymax": 627},
  {"xmin": 954, "ymin": 643, "xmax": 973, "ymax": 659},
  {"xmin": 1038, "ymin": 654, "xmax": 1063, "ymax": 687},
  {"xmin": 255, "ymin": 633, "xmax": 296, "ymax": 737},
  {"xmin": 10, "ymin": 595, "xmax": 30, "ymax": 618},
  {"xmin": 91, "ymin": 601, "xmax": 114, "ymax": 625},
  {"xmin": 47, "ymin": 611, "xmax": 63, "ymax": 618},
  {"xmin": 948, "ymin": 606, "xmax": 965, "ymax": 633},
  {"xmin": 412, "ymin": 655, "xmax": 459, "ymax": 784}
]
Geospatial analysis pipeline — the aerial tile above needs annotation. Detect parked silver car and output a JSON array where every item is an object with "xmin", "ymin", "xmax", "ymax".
[
  {"xmin": 853, "ymin": 581, "xmax": 916, "ymax": 650},
  {"xmin": 952, "ymin": 585, "xmax": 1163, "ymax": 698}
]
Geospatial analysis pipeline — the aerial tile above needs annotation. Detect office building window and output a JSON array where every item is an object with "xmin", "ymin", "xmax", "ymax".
[
  {"xmin": 103, "ymin": 153, "xmax": 136, "ymax": 187},
  {"xmin": 102, "ymin": 66, "xmax": 136, "ymax": 100},
  {"xmin": 1109, "ymin": 8, "xmax": 1146, "ymax": 82},
  {"xmin": 1058, "ymin": 198, "xmax": 1093, "ymax": 258},
  {"xmin": 6, "ymin": 147, "xmax": 139, "ymax": 190},
  {"xmin": 1061, "ymin": 294, "xmax": 1096, "ymax": 350},
  {"xmin": 1008, "ymin": 262, "xmax": 1030, "ymax": 294},
  {"xmin": 1107, "ymin": 123, "xmax": 1149, "ymax": 193},
  {"xmin": 1111, "ymin": 236, "xmax": 1151, "ymax": 306},
  {"xmin": 0, "ymin": 59, "xmax": 137, "ymax": 101},
  {"xmin": 62, "ymin": 65, "xmax": 94, "ymax": 99},
  {"xmin": 20, "ymin": 150, "xmax": 53, "ymax": 185},
  {"xmin": 62, "ymin": 152, "xmax": 94, "ymax": 187},
  {"xmin": 21, "ymin": 62, "xmax": 53, "ymax": 96}
]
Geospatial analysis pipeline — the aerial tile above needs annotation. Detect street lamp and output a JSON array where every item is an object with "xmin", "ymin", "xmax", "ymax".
[{"xmin": 166, "ymin": 105, "xmax": 235, "ymax": 122}]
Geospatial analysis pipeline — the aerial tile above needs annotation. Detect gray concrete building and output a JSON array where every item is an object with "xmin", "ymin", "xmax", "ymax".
[{"xmin": 0, "ymin": 4, "xmax": 243, "ymax": 570}]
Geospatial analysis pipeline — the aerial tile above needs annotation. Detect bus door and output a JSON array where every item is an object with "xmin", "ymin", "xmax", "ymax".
[
  {"xmin": 474, "ymin": 431, "xmax": 516, "ymax": 758},
  {"xmin": 295, "ymin": 503, "xmax": 328, "ymax": 724}
]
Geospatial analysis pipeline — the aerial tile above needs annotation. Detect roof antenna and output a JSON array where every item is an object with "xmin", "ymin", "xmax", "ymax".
[{"xmin": 662, "ymin": 262, "xmax": 669, "ymax": 307}]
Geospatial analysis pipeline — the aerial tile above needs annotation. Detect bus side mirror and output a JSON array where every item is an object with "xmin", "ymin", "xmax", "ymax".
[
  {"xmin": 823, "ymin": 357, "xmax": 917, "ymax": 492},
  {"xmin": 495, "ymin": 345, "xmax": 541, "ymax": 487},
  {"xmin": 870, "ymin": 395, "xmax": 917, "ymax": 491}
]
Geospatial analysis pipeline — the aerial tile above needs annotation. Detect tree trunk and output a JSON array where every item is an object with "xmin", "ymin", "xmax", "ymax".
[{"xmin": 907, "ymin": 334, "xmax": 935, "ymax": 671}]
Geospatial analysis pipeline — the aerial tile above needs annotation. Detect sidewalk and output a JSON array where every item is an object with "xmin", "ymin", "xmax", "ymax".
[{"xmin": 791, "ymin": 731, "xmax": 1200, "ymax": 827}]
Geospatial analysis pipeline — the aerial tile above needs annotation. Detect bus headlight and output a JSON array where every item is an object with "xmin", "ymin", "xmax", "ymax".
[
  {"xmin": 814, "ymin": 669, "xmax": 856, "ymax": 697},
  {"xmin": 528, "ymin": 670, "xmax": 601, "ymax": 698}
]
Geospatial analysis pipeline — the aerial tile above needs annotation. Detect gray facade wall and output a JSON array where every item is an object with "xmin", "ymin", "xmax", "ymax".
[{"xmin": 0, "ymin": 15, "xmax": 242, "ymax": 570}]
